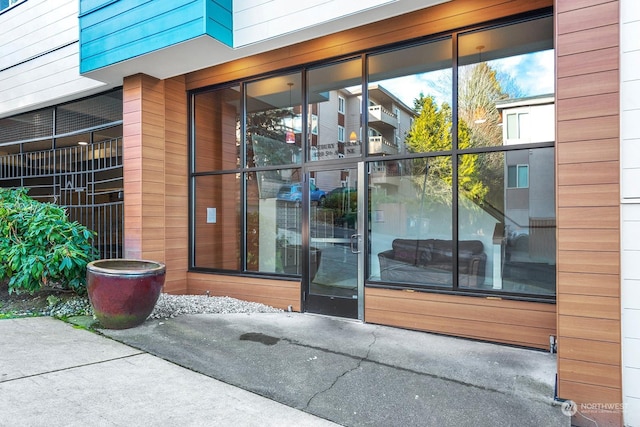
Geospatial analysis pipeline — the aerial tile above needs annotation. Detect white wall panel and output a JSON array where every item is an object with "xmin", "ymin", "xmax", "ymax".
[
  {"xmin": 0, "ymin": 0, "xmax": 107, "ymax": 119},
  {"xmin": 0, "ymin": 0, "xmax": 76, "ymax": 69},
  {"xmin": 0, "ymin": 44, "xmax": 106, "ymax": 118},
  {"xmin": 621, "ymin": 0, "xmax": 640, "ymax": 423},
  {"xmin": 234, "ymin": 0, "xmax": 393, "ymax": 46}
]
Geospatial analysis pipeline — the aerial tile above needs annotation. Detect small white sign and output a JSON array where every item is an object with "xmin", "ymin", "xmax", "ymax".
[{"xmin": 206, "ymin": 208, "xmax": 217, "ymax": 224}]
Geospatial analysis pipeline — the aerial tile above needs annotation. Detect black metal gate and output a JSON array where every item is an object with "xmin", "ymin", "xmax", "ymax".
[{"xmin": 0, "ymin": 137, "xmax": 124, "ymax": 259}]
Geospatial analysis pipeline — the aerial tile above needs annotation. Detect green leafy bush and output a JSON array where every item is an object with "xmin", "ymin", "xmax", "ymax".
[{"xmin": 0, "ymin": 188, "xmax": 99, "ymax": 295}]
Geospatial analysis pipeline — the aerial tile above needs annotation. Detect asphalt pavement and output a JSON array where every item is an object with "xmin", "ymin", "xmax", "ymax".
[{"xmin": 1, "ymin": 313, "xmax": 570, "ymax": 426}]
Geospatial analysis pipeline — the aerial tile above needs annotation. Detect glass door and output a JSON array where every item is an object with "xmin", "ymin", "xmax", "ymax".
[{"xmin": 304, "ymin": 164, "xmax": 364, "ymax": 319}]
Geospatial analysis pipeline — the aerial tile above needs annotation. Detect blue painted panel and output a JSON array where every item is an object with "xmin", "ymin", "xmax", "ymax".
[
  {"xmin": 82, "ymin": 1, "xmax": 202, "ymax": 49},
  {"xmin": 80, "ymin": 0, "xmax": 235, "ymax": 74},
  {"xmin": 206, "ymin": 0, "xmax": 232, "ymax": 46},
  {"xmin": 79, "ymin": 0, "xmax": 117, "ymax": 16}
]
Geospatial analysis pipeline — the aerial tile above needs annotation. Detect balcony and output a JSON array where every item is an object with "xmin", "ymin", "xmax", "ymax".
[
  {"xmin": 368, "ymin": 105, "xmax": 398, "ymax": 130},
  {"xmin": 370, "ymin": 163, "xmax": 402, "ymax": 187},
  {"xmin": 368, "ymin": 136, "xmax": 398, "ymax": 155}
]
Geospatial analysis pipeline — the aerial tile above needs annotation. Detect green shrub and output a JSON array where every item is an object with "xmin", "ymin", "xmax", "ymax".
[{"xmin": 0, "ymin": 188, "xmax": 99, "ymax": 295}]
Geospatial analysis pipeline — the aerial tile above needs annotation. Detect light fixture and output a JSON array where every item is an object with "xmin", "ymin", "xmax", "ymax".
[
  {"xmin": 286, "ymin": 131, "xmax": 295, "ymax": 144},
  {"xmin": 286, "ymin": 82, "xmax": 296, "ymax": 144},
  {"xmin": 287, "ymin": 82, "xmax": 294, "ymax": 115},
  {"xmin": 77, "ymin": 141, "xmax": 89, "ymax": 146},
  {"xmin": 476, "ymin": 44, "xmax": 485, "ymax": 63},
  {"xmin": 349, "ymin": 131, "xmax": 358, "ymax": 143}
]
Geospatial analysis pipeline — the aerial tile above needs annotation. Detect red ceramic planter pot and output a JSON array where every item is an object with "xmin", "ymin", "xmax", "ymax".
[{"xmin": 87, "ymin": 259, "xmax": 165, "ymax": 329}]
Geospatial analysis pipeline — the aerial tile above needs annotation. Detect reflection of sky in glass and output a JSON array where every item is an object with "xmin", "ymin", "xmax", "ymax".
[{"xmin": 373, "ymin": 50, "xmax": 554, "ymax": 109}]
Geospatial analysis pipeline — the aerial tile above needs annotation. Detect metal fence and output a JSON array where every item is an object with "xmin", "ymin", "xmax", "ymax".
[{"xmin": 0, "ymin": 138, "xmax": 124, "ymax": 259}]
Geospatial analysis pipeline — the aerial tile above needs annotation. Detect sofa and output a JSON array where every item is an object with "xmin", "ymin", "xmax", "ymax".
[{"xmin": 378, "ymin": 239, "xmax": 487, "ymax": 287}]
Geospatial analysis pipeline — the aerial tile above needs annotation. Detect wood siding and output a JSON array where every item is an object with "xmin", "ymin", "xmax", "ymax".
[
  {"xmin": 123, "ymin": 74, "xmax": 189, "ymax": 293},
  {"xmin": 164, "ymin": 76, "xmax": 189, "ymax": 294},
  {"xmin": 556, "ymin": 0, "xmax": 622, "ymax": 425},
  {"xmin": 188, "ymin": 272, "xmax": 301, "ymax": 311},
  {"xmin": 365, "ymin": 288, "xmax": 556, "ymax": 349}
]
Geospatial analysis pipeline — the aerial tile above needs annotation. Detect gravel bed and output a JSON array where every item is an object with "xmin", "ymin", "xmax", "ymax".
[
  {"xmin": 38, "ymin": 293, "xmax": 282, "ymax": 319},
  {"xmin": 150, "ymin": 293, "xmax": 283, "ymax": 319}
]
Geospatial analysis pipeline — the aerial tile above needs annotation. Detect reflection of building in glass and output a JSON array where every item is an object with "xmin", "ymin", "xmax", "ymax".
[{"xmin": 498, "ymin": 95, "xmax": 556, "ymax": 266}]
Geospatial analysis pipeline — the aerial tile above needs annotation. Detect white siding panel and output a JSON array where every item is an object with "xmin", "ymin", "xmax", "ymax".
[
  {"xmin": 234, "ymin": 0, "xmax": 392, "ymax": 46},
  {"xmin": 625, "ymin": 397, "xmax": 640, "ymax": 427},
  {"xmin": 621, "ymin": 20, "xmax": 640, "ymax": 52},
  {"xmin": 623, "ymin": 110, "xmax": 640, "ymax": 141},
  {"xmin": 624, "ymin": 365, "xmax": 640, "ymax": 398},
  {"xmin": 622, "ymin": 1, "xmax": 640, "ymax": 421},
  {"xmin": 622, "ymin": 139, "xmax": 640, "ymax": 169},
  {"xmin": 622, "ymin": 0, "xmax": 640, "ymax": 22},
  {"xmin": 0, "ymin": 45, "xmax": 105, "ymax": 117},
  {"xmin": 623, "ymin": 80, "xmax": 640, "ymax": 111},
  {"xmin": 622, "ymin": 50, "xmax": 640, "ymax": 82},
  {"xmin": 0, "ymin": 0, "xmax": 77, "ymax": 70},
  {"xmin": 623, "ymin": 279, "xmax": 640, "ymax": 310},
  {"xmin": 622, "ymin": 169, "xmax": 640, "ymax": 199}
]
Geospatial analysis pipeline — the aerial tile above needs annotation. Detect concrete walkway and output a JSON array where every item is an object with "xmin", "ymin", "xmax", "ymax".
[
  {"xmin": 1, "ymin": 314, "xmax": 570, "ymax": 426},
  {"xmin": 0, "ymin": 317, "xmax": 336, "ymax": 426}
]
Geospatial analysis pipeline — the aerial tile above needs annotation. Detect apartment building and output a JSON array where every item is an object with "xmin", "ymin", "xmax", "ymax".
[{"xmin": 0, "ymin": 1, "xmax": 637, "ymax": 425}]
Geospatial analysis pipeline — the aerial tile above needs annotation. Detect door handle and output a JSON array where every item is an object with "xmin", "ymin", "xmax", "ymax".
[{"xmin": 350, "ymin": 234, "xmax": 361, "ymax": 254}]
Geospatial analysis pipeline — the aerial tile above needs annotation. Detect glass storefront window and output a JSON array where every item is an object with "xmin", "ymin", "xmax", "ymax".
[
  {"xmin": 246, "ymin": 73, "xmax": 302, "ymax": 168},
  {"xmin": 368, "ymin": 38, "xmax": 453, "ymax": 154},
  {"xmin": 190, "ymin": 14, "xmax": 555, "ymax": 299},
  {"xmin": 458, "ymin": 17, "xmax": 554, "ymax": 148},
  {"xmin": 193, "ymin": 86, "xmax": 241, "ymax": 172},
  {"xmin": 458, "ymin": 148, "xmax": 555, "ymax": 295},
  {"xmin": 307, "ymin": 58, "xmax": 363, "ymax": 161},
  {"xmin": 246, "ymin": 169, "xmax": 302, "ymax": 273},
  {"xmin": 193, "ymin": 173, "xmax": 241, "ymax": 270},
  {"xmin": 370, "ymin": 156, "xmax": 453, "ymax": 288}
]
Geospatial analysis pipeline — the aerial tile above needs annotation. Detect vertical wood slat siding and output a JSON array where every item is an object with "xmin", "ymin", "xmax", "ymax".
[{"xmin": 555, "ymin": 1, "xmax": 622, "ymax": 426}]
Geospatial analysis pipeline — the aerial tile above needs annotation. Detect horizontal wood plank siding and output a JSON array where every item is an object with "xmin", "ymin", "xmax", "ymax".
[
  {"xmin": 123, "ymin": 74, "xmax": 190, "ymax": 293},
  {"xmin": 164, "ymin": 76, "xmax": 189, "ymax": 294},
  {"xmin": 188, "ymin": 273, "xmax": 300, "ymax": 311},
  {"xmin": 365, "ymin": 288, "xmax": 555, "ymax": 349},
  {"xmin": 555, "ymin": 0, "xmax": 622, "ymax": 424}
]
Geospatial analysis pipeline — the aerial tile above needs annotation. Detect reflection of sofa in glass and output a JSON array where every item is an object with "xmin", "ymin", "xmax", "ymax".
[{"xmin": 378, "ymin": 239, "xmax": 487, "ymax": 287}]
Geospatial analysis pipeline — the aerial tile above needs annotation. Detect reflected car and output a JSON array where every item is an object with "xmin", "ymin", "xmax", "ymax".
[{"xmin": 276, "ymin": 183, "xmax": 326, "ymax": 205}]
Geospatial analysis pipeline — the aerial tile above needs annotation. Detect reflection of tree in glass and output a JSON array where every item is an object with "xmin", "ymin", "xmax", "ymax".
[
  {"xmin": 246, "ymin": 109, "xmax": 299, "ymax": 167},
  {"xmin": 405, "ymin": 95, "xmax": 487, "ymax": 208},
  {"xmin": 458, "ymin": 62, "xmax": 506, "ymax": 148},
  {"xmin": 405, "ymin": 61, "xmax": 518, "ymax": 218}
]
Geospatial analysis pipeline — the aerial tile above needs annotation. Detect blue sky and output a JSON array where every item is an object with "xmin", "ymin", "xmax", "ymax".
[{"xmin": 376, "ymin": 49, "xmax": 555, "ymax": 108}]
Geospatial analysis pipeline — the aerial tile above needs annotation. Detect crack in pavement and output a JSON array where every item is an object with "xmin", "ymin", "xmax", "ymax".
[
  {"xmin": 282, "ymin": 329, "xmax": 508, "ymax": 408},
  {"xmin": 0, "ymin": 352, "xmax": 145, "ymax": 384},
  {"xmin": 303, "ymin": 328, "xmax": 378, "ymax": 410}
]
